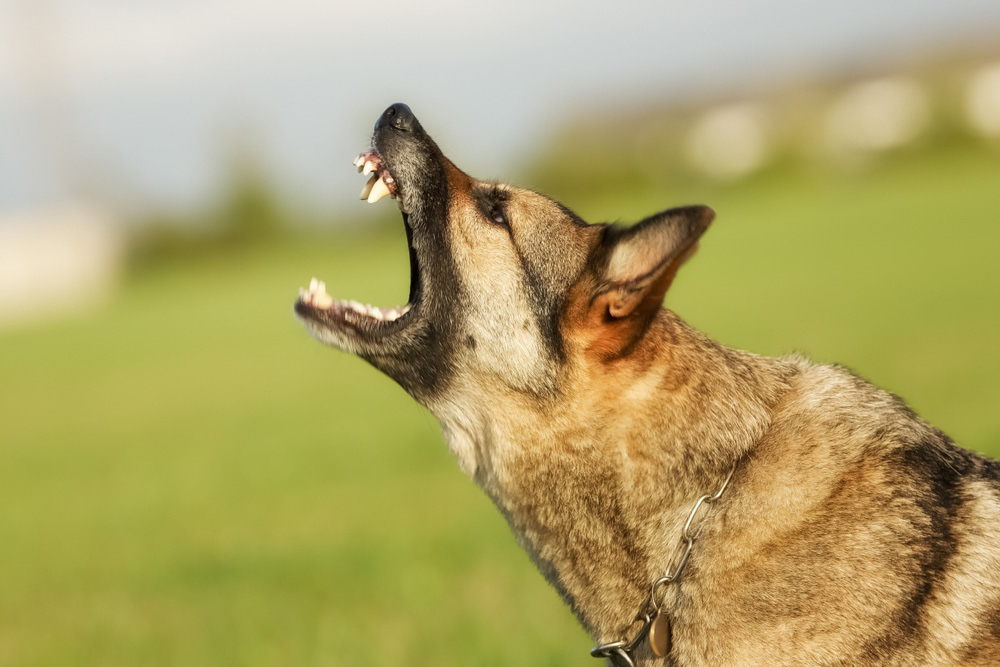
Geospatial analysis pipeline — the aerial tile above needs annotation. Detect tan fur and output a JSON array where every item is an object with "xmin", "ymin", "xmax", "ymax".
[
  {"xmin": 302, "ymin": 111, "xmax": 1000, "ymax": 665},
  {"xmin": 429, "ymin": 177, "xmax": 1000, "ymax": 665}
]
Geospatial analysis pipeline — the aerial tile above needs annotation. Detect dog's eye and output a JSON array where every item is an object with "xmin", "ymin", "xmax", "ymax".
[{"xmin": 489, "ymin": 205, "xmax": 508, "ymax": 226}]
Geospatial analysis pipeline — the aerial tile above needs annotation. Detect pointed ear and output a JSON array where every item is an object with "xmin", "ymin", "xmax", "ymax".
[{"xmin": 592, "ymin": 205, "xmax": 714, "ymax": 322}]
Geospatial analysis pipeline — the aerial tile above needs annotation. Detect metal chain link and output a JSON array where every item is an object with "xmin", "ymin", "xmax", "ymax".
[{"xmin": 590, "ymin": 467, "xmax": 736, "ymax": 666}]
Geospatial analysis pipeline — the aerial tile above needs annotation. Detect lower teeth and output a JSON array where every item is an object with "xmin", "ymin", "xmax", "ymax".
[{"xmin": 301, "ymin": 276, "xmax": 410, "ymax": 322}]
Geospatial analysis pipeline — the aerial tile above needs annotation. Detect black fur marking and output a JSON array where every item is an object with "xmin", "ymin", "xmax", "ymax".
[
  {"xmin": 398, "ymin": 179, "xmax": 462, "ymax": 400},
  {"xmin": 403, "ymin": 214, "xmax": 420, "ymax": 304},
  {"xmin": 508, "ymin": 232, "xmax": 566, "ymax": 370},
  {"xmin": 473, "ymin": 185, "xmax": 511, "ymax": 229},
  {"xmin": 863, "ymin": 435, "xmax": 971, "ymax": 657},
  {"xmin": 357, "ymin": 119, "xmax": 463, "ymax": 402},
  {"xmin": 979, "ymin": 457, "xmax": 1000, "ymax": 484}
]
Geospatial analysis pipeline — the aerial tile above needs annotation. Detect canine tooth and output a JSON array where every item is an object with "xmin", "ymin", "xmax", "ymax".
[
  {"xmin": 353, "ymin": 154, "xmax": 365, "ymax": 167},
  {"xmin": 318, "ymin": 280, "xmax": 327, "ymax": 295},
  {"xmin": 309, "ymin": 277, "xmax": 319, "ymax": 292},
  {"xmin": 367, "ymin": 176, "xmax": 391, "ymax": 203},
  {"xmin": 363, "ymin": 160, "xmax": 376, "ymax": 176},
  {"xmin": 360, "ymin": 173, "xmax": 378, "ymax": 200}
]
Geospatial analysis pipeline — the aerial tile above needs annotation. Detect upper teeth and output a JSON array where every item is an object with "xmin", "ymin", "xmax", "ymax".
[
  {"xmin": 354, "ymin": 153, "xmax": 393, "ymax": 204},
  {"xmin": 360, "ymin": 173, "xmax": 378, "ymax": 200},
  {"xmin": 366, "ymin": 176, "xmax": 391, "ymax": 203},
  {"xmin": 360, "ymin": 172, "xmax": 391, "ymax": 204}
]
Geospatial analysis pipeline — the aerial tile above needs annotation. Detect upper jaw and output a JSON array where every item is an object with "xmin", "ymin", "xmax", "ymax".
[
  {"xmin": 358, "ymin": 106, "xmax": 446, "ymax": 224},
  {"xmin": 353, "ymin": 149, "xmax": 400, "ymax": 207}
]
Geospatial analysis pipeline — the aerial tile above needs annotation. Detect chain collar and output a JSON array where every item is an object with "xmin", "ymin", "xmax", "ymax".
[{"xmin": 590, "ymin": 467, "xmax": 736, "ymax": 666}]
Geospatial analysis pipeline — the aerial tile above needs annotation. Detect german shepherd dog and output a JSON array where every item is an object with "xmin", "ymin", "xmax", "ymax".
[{"xmin": 295, "ymin": 104, "xmax": 1000, "ymax": 666}]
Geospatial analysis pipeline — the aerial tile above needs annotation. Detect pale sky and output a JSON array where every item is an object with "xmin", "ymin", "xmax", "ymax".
[{"xmin": 1, "ymin": 0, "xmax": 999, "ymax": 216}]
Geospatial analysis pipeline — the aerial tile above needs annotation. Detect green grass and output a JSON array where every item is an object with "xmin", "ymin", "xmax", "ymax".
[{"xmin": 1, "ymin": 145, "xmax": 998, "ymax": 666}]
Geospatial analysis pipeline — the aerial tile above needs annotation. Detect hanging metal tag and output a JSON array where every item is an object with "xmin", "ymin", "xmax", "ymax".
[{"xmin": 648, "ymin": 610, "xmax": 671, "ymax": 658}]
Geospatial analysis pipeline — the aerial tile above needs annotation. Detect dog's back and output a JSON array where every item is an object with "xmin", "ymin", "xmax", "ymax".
[{"xmin": 690, "ymin": 358, "xmax": 1000, "ymax": 666}]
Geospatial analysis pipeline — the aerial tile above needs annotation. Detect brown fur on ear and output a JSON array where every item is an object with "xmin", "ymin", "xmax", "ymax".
[{"xmin": 570, "ymin": 205, "xmax": 714, "ymax": 359}]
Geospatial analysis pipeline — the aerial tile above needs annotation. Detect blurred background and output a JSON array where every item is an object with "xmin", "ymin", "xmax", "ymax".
[{"xmin": 1, "ymin": 0, "xmax": 999, "ymax": 664}]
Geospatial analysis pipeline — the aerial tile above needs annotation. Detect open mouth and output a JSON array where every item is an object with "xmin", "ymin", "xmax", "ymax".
[{"xmin": 295, "ymin": 147, "xmax": 419, "ymax": 338}]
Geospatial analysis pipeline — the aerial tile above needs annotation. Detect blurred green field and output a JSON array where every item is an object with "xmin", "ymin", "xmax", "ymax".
[{"xmin": 1, "ymin": 145, "xmax": 999, "ymax": 666}]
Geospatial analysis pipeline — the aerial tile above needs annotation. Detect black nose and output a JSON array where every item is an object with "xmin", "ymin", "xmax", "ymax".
[{"xmin": 375, "ymin": 103, "xmax": 415, "ymax": 132}]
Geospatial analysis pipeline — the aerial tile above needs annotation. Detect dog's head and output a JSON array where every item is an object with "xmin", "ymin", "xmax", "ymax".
[{"xmin": 296, "ymin": 103, "xmax": 713, "ymax": 412}]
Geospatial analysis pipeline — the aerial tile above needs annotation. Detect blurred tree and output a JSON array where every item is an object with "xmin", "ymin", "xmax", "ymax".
[{"xmin": 215, "ymin": 146, "xmax": 286, "ymax": 244}]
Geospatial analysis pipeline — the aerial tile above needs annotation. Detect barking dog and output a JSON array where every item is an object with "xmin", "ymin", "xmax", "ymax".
[{"xmin": 295, "ymin": 104, "xmax": 1000, "ymax": 666}]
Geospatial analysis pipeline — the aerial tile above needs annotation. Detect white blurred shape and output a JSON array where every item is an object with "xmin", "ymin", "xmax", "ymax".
[
  {"xmin": 0, "ymin": 203, "xmax": 123, "ymax": 329},
  {"xmin": 686, "ymin": 102, "xmax": 769, "ymax": 178},
  {"xmin": 965, "ymin": 62, "xmax": 1000, "ymax": 137},
  {"xmin": 825, "ymin": 77, "xmax": 931, "ymax": 155}
]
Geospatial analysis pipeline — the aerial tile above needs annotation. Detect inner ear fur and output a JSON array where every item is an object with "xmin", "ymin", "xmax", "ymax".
[{"xmin": 574, "ymin": 205, "xmax": 713, "ymax": 354}]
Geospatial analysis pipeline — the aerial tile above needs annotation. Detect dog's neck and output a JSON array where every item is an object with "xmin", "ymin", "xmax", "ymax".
[{"xmin": 428, "ymin": 309, "xmax": 796, "ymax": 639}]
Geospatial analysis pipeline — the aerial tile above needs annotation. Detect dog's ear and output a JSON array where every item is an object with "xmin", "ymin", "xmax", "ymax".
[
  {"xmin": 571, "ymin": 205, "xmax": 713, "ymax": 356},
  {"xmin": 596, "ymin": 205, "xmax": 714, "ymax": 319}
]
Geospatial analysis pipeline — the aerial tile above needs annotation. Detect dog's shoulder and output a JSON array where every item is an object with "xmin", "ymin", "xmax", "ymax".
[
  {"xmin": 756, "ymin": 354, "xmax": 1000, "ymax": 562},
  {"xmin": 723, "ymin": 355, "xmax": 1000, "ymax": 663}
]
